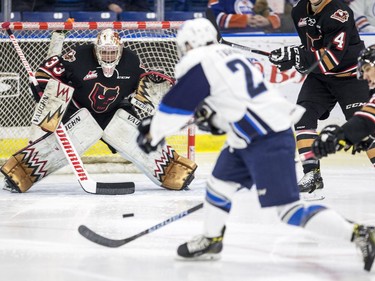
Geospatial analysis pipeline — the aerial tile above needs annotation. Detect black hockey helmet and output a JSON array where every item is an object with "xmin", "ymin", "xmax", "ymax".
[{"xmin": 357, "ymin": 44, "xmax": 375, "ymax": 80}]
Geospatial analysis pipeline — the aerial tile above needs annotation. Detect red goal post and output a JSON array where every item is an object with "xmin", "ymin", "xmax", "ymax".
[{"xmin": 0, "ymin": 21, "xmax": 196, "ymax": 167}]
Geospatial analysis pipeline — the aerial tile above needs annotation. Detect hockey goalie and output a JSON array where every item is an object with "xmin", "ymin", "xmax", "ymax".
[{"xmin": 0, "ymin": 28, "xmax": 197, "ymax": 193}]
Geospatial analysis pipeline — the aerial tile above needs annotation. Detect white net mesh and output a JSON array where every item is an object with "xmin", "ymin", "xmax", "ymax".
[{"xmin": 0, "ymin": 22, "xmax": 193, "ymax": 166}]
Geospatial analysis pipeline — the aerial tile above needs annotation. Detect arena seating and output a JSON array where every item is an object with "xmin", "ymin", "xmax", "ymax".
[
  {"xmin": 69, "ymin": 11, "xmax": 117, "ymax": 22},
  {"xmin": 164, "ymin": 11, "xmax": 204, "ymax": 21},
  {"xmin": 0, "ymin": 12, "xmax": 21, "ymax": 22},
  {"xmin": 1, "ymin": 0, "xmax": 208, "ymax": 22},
  {"xmin": 22, "ymin": 12, "xmax": 70, "ymax": 22},
  {"xmin": 118, "ymin": 12, "xmax": 157, "ymax": 21}
]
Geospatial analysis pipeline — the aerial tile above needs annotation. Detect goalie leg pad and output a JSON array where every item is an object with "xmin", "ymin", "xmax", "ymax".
[
  {"xmin": 0, "ymin": 108, "xmax": 103, "ymax": 192},
  {"xmin": 103, "ymin": 109, "xmax": 197, "ymax": 190}
]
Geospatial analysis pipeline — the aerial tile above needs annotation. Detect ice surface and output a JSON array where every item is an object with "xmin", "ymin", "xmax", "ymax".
[{"xmin": 0, "ymin": 152, "xmax": 375, "ymax": 281}]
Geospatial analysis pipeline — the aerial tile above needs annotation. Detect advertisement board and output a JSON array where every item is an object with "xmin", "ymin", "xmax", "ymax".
[{"xmin": 225, "ymin": 33, "xmax": 375, "ymax": 129}]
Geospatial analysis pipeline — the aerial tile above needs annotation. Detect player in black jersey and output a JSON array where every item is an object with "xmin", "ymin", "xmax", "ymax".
[
  {"xmin": 269, "ymin": 0, "xmax": 371, "ymax": 198},
  {"xmin": 36, "ymin": 30, "xmax": 145, "ymax": 129},
  {"xmin": 312, "ymin": 44, "xmax": 375, "ymax": 160},
  {"xmin": 1, "ymin": 28, "xmax": 197, "ymax": 193}
]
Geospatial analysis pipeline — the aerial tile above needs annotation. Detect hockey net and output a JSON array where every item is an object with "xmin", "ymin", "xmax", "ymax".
[{"xmin": 0, "ymin": 21, "xmax": 195, "ymax": 168}]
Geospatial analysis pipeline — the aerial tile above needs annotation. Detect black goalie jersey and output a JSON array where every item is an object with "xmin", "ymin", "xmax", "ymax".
[
  {"xmin": 35, "ymin": 44, "xmax": 145, "ymax": 126},
  {"xmin": 292, "ymin": 0, "xmax": 365, "ymax": 77}
]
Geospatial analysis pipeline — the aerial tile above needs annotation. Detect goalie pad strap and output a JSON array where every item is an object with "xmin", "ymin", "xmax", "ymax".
[
  {"xmin": 103, "ymin": 109, "xmax": 197, "ymax": 190},
  {"xmin": 0, "ymin": 108, "xmax": 103, "ymax": 192}
]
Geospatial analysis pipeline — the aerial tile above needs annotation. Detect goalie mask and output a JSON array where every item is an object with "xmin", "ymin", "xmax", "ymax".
[
  {"xmin": 357, "ymin": 44, "xmax": 375, "ymax": 81},
  {"xmin": 176, "ymin": 18, "xmax": 217, "ymax": 57},
  {"xmin": 94, "ymin": 28, "xmax": 123, "ymax": 78}
]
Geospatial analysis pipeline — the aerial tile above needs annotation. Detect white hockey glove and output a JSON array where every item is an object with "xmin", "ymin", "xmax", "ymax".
[
  {"xmin": 194, "ymin": 101, "xmax": 225, "ymax": 135},
  {"xmin": 137, "ymin": 116, "xmax": 165, "ymax": 153}
]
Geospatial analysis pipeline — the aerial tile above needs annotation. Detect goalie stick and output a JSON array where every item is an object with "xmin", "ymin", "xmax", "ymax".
[
  {"xmin": 78, "ymin": 203, "xmax": 203, "ymax": 247},
  {"xmin": 205, "ymin": 8, "xmax": 270, "ymax": 57},
  {"xmin": 2, "ymin": 22, "xmax": 135, "ymax": 195}
]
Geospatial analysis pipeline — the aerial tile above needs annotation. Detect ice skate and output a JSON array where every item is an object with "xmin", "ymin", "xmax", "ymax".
[
  {"xmin": 2, "ymin": 178, "xmax": 21, "ymax": 193},
  {"xmin": 177, "ymin": 229, "xmax": 225, "ymax": 260},
  {"xmin": 352, "ymin": 224, "xmax": 375, "ymax": 271},
  {"xmin": 298, "ymin": 169, "xmax": 325, "ymax": 201}
]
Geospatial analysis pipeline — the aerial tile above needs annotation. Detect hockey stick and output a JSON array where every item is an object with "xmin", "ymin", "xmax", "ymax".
[
  {"xmin": 78, "ymin": 202, "xmax": 203, "ymax": 247},
  {"xmin": 205, "ymin": 8, "xmax": 333, "ymax": 76},
  {"xmin": 205, "ymin": 8, "xmax": 270, "ymax": 57},
  {"xmin": 2, "ymin": 22, "xmax": 135, "ymax": 195}
]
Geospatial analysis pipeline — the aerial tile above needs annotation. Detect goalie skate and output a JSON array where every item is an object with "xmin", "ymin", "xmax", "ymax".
[{"xmin": 2, "ymin": 177, "xmax": 20, "ymax": 193}]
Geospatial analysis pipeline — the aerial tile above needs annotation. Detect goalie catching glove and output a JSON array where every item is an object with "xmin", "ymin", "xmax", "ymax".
[{"xmin": 130, "ymin": 71, "xmax": 174, "ymax": 119}]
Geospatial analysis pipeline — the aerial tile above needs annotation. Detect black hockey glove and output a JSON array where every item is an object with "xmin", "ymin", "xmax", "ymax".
[
  {"xmin": 344, "ymin": 136, "xmax": 374, "ymax": 155},
  {"xmin": 269, "ymin": 45, "xmax": 306, "ymax": 73},
  {"xmin": 194, "ymin": 101, "xmax": 225, "ymax": 135},
  {"xmin": 312, "ymin": 125, "xmax": 347, "ymax": 159},
  {"xmin": 137, "ymin": 116, "xmax": 165, "ymax": 154}
]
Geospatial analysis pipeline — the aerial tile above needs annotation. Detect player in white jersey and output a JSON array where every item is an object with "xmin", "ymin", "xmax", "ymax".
[
  {"xmin": 137, "ymin": 18, "xmax": 375, "ymax": 270},
  {"xmin": 346, "ymin": 0, "xmax": 375, "ymax": 33}
]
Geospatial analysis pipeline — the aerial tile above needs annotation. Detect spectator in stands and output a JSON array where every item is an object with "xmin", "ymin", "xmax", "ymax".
[
  {"xmin": 88, "ymin": 0, "xmax": 151, "ymax": 13},
  {"xmin": 267, "ymin": 0, "xmax": 297, "ymax": 33},
  {"xmin": 343, "ymin": 0, "xmax": 375, "ymax": 33},
  {"xmin": 122, "ymin": 0, "xmax": 151, "ymax": 11},
  {"xmin": 87, "ymin": 0, "xmax": 126, "ymax": 13},
  {"xmin": 12, "ymin": 0, "xmax": 57, "ymax": 11},
  {"xmin": 208, "ymin": 0, "xmax": 281, "ymax": 32}
]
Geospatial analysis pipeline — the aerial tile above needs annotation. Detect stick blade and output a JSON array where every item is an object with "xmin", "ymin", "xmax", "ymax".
[
  {"xmin": 96, "ymin": 182, "xmax": 135, "ymax": 195},
  {"xmin": 78, "ymin": 225, "xmax": 127, "ymax": 248}
]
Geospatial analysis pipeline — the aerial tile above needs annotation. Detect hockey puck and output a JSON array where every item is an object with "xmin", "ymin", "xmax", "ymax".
[{"xmin": 122, "ymin": 213, "xmax": 134, "ymax": 218}]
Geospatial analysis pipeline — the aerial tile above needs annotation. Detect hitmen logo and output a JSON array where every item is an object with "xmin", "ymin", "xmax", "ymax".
[
  {"xmin": 62, "ymin": 50, "xmax": 76, "ymax": 62},
  {"xmin": 330, "ymin": 9, "xmax": 349, "ymax": 23},
  {"xmin": 88, "ymin": 83, "xmax": 120, "ymax": 113}
]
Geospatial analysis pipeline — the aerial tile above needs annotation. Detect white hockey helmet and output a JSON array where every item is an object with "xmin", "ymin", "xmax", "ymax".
[
  {"xmin": 94, "ymin": 28, "xmax": 123, "ymax": 77},
  {"xmin": 176, "ymin": 18, "xmax": 218, "ymax": 57}
]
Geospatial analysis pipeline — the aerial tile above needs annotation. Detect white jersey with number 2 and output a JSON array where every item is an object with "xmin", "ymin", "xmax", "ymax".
[{"xmin": 150, "ymin": 43, "xmax": 304, "ymax": 149}]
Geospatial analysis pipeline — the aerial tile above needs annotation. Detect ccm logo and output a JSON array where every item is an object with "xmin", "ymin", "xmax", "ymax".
[{"xmin": 346, "ymin": 102, "xmax": 365, "ymax": 109}]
